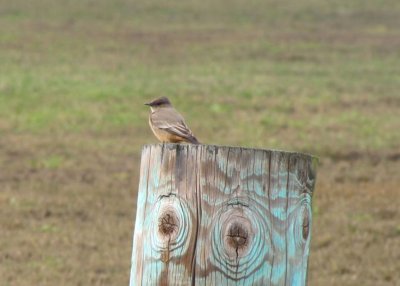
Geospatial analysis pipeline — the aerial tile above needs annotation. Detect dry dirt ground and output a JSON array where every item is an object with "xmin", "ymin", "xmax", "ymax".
[{"xmin": 1, "ymin": 133, "xmax": 399, "ymax": 286}]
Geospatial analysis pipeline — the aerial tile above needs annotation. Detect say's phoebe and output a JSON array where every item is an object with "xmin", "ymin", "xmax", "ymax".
[{"xmin": 145, "ymin": 97, "xmax": 199, "ymax": 144}]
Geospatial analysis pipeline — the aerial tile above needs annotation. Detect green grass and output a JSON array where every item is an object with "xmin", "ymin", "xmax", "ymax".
[
  {"xmin": 1, "ymin": 0, "xmax": 399, "ymax": 154},
  {"xmin": 30, "ymin": 155, "xmax": 65, "ymax": 169}
]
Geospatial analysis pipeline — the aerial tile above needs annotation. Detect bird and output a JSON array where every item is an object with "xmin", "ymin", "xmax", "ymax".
[{"xmin": 144, "ymin": 97, "xmax": 199, "ymax": 144}]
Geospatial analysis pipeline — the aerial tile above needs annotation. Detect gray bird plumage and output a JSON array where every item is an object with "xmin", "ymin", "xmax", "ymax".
[{"xmin": 145, "ymin": 97, "xmax": 199, "ymax": 144}]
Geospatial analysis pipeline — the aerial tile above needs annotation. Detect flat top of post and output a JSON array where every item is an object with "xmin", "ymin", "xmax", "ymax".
[{"xmin": 143, "ymin": 143, "xmax": 318, "ymax": 161}]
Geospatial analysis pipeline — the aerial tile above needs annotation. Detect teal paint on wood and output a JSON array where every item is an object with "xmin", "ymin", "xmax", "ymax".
[{"xmin": 130, "ymin": 144, "xmax": 317, "ymax": 286}]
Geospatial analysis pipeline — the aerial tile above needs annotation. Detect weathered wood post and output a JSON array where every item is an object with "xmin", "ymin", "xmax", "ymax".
[{"xmin": 130, "ymin": 144, "xmax": 317, "ymax": 286}]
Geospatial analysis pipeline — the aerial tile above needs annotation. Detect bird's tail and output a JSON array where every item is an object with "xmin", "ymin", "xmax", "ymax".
[{"xmin": 187, "ymin": 136, "xmax": 200, "ymax": 144}]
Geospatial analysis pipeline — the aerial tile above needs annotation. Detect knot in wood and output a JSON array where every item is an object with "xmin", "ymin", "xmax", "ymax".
[
  {"xmin": 158, "ymin": 212, "xmax": 178, "ymax": 237},
  {"xmin": 226, "ymin": 223, "xmax": 248, "ymax": 250}
]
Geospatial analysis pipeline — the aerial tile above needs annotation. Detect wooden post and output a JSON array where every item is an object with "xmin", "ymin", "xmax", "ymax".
[{"xmin": 130, "ymin": 144, "xmax": 317, "ymax": 286}]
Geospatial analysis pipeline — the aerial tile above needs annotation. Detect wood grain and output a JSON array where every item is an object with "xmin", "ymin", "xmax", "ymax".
[{"xmin": 130, "ymin": 144, "xmax": 317, "ymax": 286}]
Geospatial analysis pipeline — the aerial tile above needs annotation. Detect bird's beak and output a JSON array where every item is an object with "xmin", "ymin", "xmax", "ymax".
[{"xmin": 144, "ymin": 102, "xmax": 151, "ymax": 106}]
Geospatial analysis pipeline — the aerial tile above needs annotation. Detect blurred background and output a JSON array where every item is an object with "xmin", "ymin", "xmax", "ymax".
[{"xmin": 1, "ymin": 0, "xmax": 399, "ymax": 285}]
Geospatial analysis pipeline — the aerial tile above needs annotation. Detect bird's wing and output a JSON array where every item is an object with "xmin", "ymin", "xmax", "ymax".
[{"xmin": 151, "ymin": 108, "xmax": 199, "ymax": 143}]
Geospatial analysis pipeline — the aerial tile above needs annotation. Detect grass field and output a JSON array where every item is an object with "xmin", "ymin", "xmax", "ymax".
[{"xmin": 1, "ymin": 0, "xmax": 399, "ymax": 285}]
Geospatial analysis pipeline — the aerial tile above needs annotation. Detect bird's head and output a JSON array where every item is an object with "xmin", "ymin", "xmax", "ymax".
[{"xmin": 144, "ymin": 97, "xmax": 172, "ymax": 111}]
